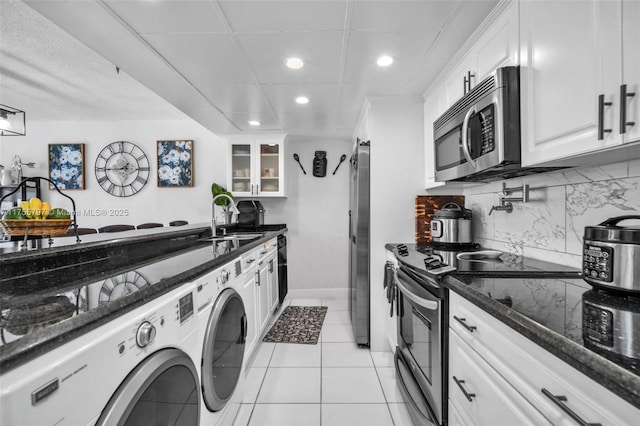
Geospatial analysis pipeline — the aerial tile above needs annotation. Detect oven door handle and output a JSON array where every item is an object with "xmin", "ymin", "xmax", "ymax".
[
  {"xmin": 395, "ymin": 350, "xmax": 439, "ymax": 426},
  {"xmin": 461, "ymin": 106, "xmax": 477, "ymax": 169},
  {"xmin": 395, "ymin": 276, "xmax": 439, "ymax": 311}
]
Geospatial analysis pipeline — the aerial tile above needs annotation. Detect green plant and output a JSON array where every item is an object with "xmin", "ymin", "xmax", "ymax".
[{"xmin": 211, "ymin": 183, "xmax": 232, "ymax": 207}]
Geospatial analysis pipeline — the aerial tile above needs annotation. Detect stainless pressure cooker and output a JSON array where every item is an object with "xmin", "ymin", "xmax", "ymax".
[
  {"xmin": 583, "ymin": 215, "xmax": 640, "ymax": 293},
  {"xmin": 430, "ymin": 202, "xmax": 473, "ymax": 246}
]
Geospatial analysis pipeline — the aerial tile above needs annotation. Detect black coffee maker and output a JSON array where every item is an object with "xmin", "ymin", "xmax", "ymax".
[{"xmin": 236, "ymin": 200, "xmax": 264, "ymax": 229}]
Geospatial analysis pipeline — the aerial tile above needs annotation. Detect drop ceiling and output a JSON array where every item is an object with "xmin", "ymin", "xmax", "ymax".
[{"xmin": 2, "ymin": 0, "xmax": 499, "ymax": 139}]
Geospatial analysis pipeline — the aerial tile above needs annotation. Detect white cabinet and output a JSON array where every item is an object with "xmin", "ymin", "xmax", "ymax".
[
  {"xmin": 255, "ymin": 239, "xmax": 279, "ymax": 336},
  {"xmin": 622, "ymin": 0, "xmax": 640, "ymax": 143},
  {"xmin": 520, "ymin": 0, "xmax": 639, "ymax": 166},
  {"xmin": 423, "ymin": 87, "xmax": 446, "ymax": 189},
  {"xmin": 449, "ymin": 331, "xmax": 550, "ymax": 426},
  {"xmin": 267, "ymin": 252, "xmax": 279, "ymax": 312},
  {"xmin": 228, "ymin": 135, "xmax": 286, "ymax": 197},
  {"xmin": 238, "ymin": 267, "xmax": 258, "ymax": 359},
  {"xmin": 442, "ymin": 1, "xmax": 519, "ymax": 110},
  {"xmin": 449, "ymin": 291, "xmax": 640, "ymax": 425}
]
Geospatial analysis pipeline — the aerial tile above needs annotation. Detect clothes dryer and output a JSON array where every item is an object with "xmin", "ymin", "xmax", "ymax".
[
  {"xmin": 194, "ymin": 262, "xmax": 246, "ymax": 426},
  {"xmin": 0, "ymin": 283, "xmax": 201, "ymax": 426}
]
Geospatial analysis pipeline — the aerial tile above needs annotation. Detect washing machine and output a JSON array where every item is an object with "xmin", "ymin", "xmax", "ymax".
[
  {"xmin": 194, "ymin": 260, "xmax": 246, "ymax": 426},
  {"xmin": 0, "ymin": 282, "xmax": 201, "ymax": 426}
]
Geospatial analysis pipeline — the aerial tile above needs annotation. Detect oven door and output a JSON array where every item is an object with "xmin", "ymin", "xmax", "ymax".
[{"xmin": 395, "ymin": 267, "xmax": 445, "ymax": 426}]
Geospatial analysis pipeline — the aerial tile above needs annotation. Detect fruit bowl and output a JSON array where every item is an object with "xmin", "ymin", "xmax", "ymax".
[{"xmin": 0, "ymin": 219, "xmax": 72, "ymax": 236}]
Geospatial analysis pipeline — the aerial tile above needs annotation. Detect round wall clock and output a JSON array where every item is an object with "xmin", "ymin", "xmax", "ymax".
[
  {"xmin": 98, "ymin": 270, "xmax": 151, "ymax": 305},
  {"xmin": 94, "ymin": 141, "xmax": 150, "ymax": 197}
]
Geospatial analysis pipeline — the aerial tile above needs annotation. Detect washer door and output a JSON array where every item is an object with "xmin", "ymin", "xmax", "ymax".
[
  {"xmin": 202, "ymin": 288, "xmax": 247, "ymax": 411},
  {"xmin": 97, "ymin": 348, "xmax": 200, "ymax": 426}
]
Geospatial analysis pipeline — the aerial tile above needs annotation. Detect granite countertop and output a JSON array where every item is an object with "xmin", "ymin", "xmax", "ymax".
[
  {"xmin": 445, "ymin": 274, "xmax": 640, "ymax": 409},
  {"xmin": 0, "ymin": 224, "xmax": 286, "ymax": 373}
]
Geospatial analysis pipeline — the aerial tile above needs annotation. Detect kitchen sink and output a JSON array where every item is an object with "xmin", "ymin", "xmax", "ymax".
[{"xmin": 200, "ymin": 232, "xmax": 265, "ymax": 242}]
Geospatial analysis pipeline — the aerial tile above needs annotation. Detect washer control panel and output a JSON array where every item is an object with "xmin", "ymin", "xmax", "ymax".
[{"xmin": 136, "ymin": 321, "xmax": 156, "ymax": 348}]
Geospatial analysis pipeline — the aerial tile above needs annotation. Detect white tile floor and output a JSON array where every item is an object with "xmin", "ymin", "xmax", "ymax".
[{"xmin": 234, "ymin": 298, "xmax": 415, "ymax": 426}]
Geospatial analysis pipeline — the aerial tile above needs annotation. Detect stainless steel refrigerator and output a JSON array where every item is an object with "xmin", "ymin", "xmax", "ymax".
[{"xmin": 348, "ymin": 139, "xmax": 370, "ymax": 346}]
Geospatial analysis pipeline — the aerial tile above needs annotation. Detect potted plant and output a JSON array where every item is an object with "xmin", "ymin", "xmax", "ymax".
[{"xmin": 211, "ymin": 183, "xmax": 233, "ymax": 224}]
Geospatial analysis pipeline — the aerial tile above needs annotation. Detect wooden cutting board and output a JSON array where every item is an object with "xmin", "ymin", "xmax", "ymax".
[{"xmin": 415, "ymin": 195, "xmax": 465, "ymax": 244}]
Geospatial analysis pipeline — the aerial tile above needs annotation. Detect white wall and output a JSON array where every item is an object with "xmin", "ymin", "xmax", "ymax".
[
  {"xmin": 368, "ymin": 97, "xmax": 425, "ymax": 351},
  {"xmin": 260, "ymin": 136, "xmax": 352, "ymax": 293},
  {"xmin": 0, "ymin": 119, "xmax": 227, "ymax": 228}
]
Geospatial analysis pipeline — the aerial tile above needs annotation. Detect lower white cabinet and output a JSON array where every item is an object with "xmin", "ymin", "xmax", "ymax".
[
  {"xmin": 238, "ymin": 269, "xmax": 258, "ymax": 359},
  {"xmin": 449, "ymin": 331, "xmax": 550, "ymax": 426},
  {"xmin": 449, "ymin": 291, "xmax": 640, "ymax": 425}
]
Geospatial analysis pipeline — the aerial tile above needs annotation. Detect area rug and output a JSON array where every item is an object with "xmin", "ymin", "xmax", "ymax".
[{"xmin": 262, "ymin": 306, "xmax": 328, "ymax": 344}]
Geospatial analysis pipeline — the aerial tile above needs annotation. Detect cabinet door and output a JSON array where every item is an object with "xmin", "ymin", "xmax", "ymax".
[
  {"xmin": 622, "ymin": 0, "xmax": 640, "ymax": 143},
  {"xmin": 229, "ymin": 141, "xmax": 254, "ymax": 196},
  {"xmin": 239, "ymin": 274, "xmax": 258, "ymax": 359},
  {"xmin": 520, "ymin": 0, "xmax": 621, "ymax": 166},
  {"xmin": 257, "ymin": 140, "xmax": 284, "ymax": 197},
  {"xmin": 267, "ymin": 255, "xmax": 279, "ymax": 312},
  {"xmin": 257, "ymin": 261, "xmax": 270, "ymax": 333},
  {"xmin": 449, "ymin": 331, "xmax": 551, "ymax": 426},
  {"xmin": 423, "ymin": 90, "xmax": 446, "ymax": 189},
  {"xmin": 443, "ymin": 59, "xmax": 473, "ymax": 109}
]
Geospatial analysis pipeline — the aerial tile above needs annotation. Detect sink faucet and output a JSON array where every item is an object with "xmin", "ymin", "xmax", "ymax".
[{"xmin": 212, "ymin": 194, "xmax": 240, "ymax": 236}]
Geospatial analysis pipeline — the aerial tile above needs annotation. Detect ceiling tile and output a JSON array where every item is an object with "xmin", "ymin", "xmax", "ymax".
[
  {"xmin": 343, "ymin": 30, "xmax": 439, "ymax": 86},
  {"xmin": 227, "ymin": 111, "xmax": 282, "ymax": 131},
  {"xmin": 280, "ymin": 109, "xmax": 335, "ymax": 131},
  {"xmin": 236, "ymin": 32, "xmax": 343, "ymax": 84},
  {"xmin": 218, "ymin": 0, "xmax": 347, "ymax": 32},
  {"xmin": 350, "ymin": 0, "xmax": 459, "ymax": 32},
  {"xmin": 339, "ymin": 82, "xmax": 406, "ymax": 112},
  {"xmin": 142, "ymin": 33, "xmax": 253, "ymax": 86},
  {"xmin": 202, "ymin": 84, "xmax": 272, "ymax": 113},
  {"xmin": 262, "ymin": 84, "xmax": 339, "ymax": 112},
  {"xmin": 336, "ymin": 111, "xmax": 360, "ymax": 130},
  {"xmin": 104, "ymin": 0, "xmax": 227, "ymax": 34}
]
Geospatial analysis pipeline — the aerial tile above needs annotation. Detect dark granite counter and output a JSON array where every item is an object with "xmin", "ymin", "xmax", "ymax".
[
  {"xmin": 445, "ymin": 274, "xmax": 640, "ymax": 408},
  {"xmin": 0, "ymin": 224, "xmax": 286, "ymax": 373}
]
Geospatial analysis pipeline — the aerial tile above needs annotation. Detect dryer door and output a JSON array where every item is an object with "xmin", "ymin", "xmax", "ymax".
[
  {"xmin": 97, "ymin": 348, "xmax": 200, "ymax": 425},
  {"xmin": 202, "ymin": 288, "xmax": 247, "ymax": 411}
]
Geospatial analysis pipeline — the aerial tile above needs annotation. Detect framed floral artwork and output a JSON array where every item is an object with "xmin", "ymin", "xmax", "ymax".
[
  {"xmin": 48, "ymin": 143, "xmax": 85, "ymax": 190},
  {"xmin": 157, "ymin": 140, "xmax": 194, "ymax": 187}
]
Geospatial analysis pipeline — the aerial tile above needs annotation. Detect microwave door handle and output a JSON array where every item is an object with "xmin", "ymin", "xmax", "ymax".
[
  {"xmin": 461, "ymin": 106, "xmax": 477, "ymax": 168},
  {"xmin": 395, "ymin": 278, "xmax": 439, "ymax": 311}
]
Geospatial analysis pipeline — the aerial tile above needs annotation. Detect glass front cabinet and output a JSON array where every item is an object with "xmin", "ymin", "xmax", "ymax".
[{"xmin": 228, "ymin": 135, "xmax": 286, "ymax": 197}]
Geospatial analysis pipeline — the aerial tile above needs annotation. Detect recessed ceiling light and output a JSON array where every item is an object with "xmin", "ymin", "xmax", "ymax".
[
  {"xmin": 248, "ymin": 120, "xmax": 260, "ymax": 126},
  {"xmin": 295, "ymin": 96, "xmax": 309, "ymax": 104},
  {"xmin": 286, "ymin": 57, "xmax": 304, "ymax": 69},
  {"xmin": 377, "ymin": 55, "xmax": 393, "ymax": 67}
]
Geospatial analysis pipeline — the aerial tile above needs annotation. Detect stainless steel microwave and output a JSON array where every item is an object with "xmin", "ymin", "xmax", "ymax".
[{"xmin": 433, "ymin": 66, "xmax": 562, "ymax": 182}]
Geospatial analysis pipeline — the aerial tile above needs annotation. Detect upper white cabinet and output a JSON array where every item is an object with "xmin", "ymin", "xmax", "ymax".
[
  {"xmin": 228, "ymin": 135, "xmax": 286, "ymax": 197},
  {"xmin": 622, "ymin": 0, "xmax": 640, "ymax": 143},
  {"xmin": 442, "ymin": 1, "xmax": 519, "ymax": 112},
  {"xmin": 520, "ymin": 0, "xmax": 639, "ymax": 166}
]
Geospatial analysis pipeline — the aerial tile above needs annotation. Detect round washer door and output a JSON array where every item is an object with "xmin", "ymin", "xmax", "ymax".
[
  {"xmin": 202, "ymin": 288, "xmax": 247, "ymax": 411},
  {"xmin": 97, "ymin": 348, "xmax": 200, "ymax": 426}
]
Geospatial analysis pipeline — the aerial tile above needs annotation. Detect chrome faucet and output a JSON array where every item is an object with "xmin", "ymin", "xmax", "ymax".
[{"xmin": 211, "ymin": 194, "xmax": 240, "ymax": 236}]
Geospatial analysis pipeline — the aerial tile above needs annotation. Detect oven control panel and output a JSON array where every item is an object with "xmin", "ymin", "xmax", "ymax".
[{"xmin": 583, "ymin": 244, "xmax": 614, "ymax": 282}]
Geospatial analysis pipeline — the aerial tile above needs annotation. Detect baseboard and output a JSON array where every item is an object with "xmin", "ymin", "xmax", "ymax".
[{"xmin": 285, "ymin": 287, "xmax": 348, "ymax": 301}]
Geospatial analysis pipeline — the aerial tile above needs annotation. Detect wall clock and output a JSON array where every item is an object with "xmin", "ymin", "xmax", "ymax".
[
  {"xmin": 98, "ymin": 270, "xmax": 151, "ymax": 305},
  {"xmin": 95, "ymin": 141, "xmax": 150, "ymax": 197}
]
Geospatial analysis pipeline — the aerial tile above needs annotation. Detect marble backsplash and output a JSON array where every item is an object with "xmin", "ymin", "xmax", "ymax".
[{"xmin": 428, "ymin": 158, "xmax": 640, "ymax": 269}]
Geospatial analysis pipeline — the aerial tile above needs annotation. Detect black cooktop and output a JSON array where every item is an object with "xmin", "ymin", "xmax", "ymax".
[{"xmin": 390, "ymin": 243, "xmax": 582, "ymax": 279}]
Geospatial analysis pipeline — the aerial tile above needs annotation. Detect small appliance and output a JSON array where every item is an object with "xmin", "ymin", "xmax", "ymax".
[
  {"xmin": 433, "ymin": 66, "xmax": 564, "ymax": 182},
  {"xmin": 236, "ymin": 200, "xmax": 264, "ymax": 229},
  {"xmin": 582, "ymin": 215, "xmax": 640, "ymax": 293},
  {"xmin": 430, "ymin": 202, "xmax": 473, "ymax": 246}
]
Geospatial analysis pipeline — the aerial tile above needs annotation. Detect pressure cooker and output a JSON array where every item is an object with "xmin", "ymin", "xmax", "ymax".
[
  {"xmin": 583, "ymin": 215, "xmax": 640, "ymax": 293},
  {"xmin": 430, "ymin": 202, "xmax": 473, "ymax": 246}
]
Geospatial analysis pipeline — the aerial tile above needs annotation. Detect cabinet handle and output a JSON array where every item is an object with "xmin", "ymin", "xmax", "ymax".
[
  {"xmin": 541, "ymin": 388, "xmax": 601, "ymax": 426},
  {"xmin": 597, "ymin": 94, "xmax": 613, "ymax": 140},
  {"xmin": 453, "ymin": 315, "xmax": 477, "ymax": 332},
  {"xmin": 463, "ymin": 75, "xmax": 468, "ymax": 95},
  {"xmin": 453, "ymin": 376, "xmax": 476, "ymax": 402},
  {"xmin": 467, "ymin": 70, "xmax": 474, "ymax": 93},
  {"xmin": 620, "ymin": 84, "xmax": 636, "ymax": 134},
  {"xmin": 255, "ymin": 270, "xmax": 260, "ymax": 286}
]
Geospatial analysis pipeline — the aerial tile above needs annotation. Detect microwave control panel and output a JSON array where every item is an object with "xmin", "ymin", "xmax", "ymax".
[
  {"xmin": 477, "ymin": 104, "xmax": 495, "ymax": 156},
  {"xmin": 583, "ymin": 244, "xmax": 614, "ymax": 282}
]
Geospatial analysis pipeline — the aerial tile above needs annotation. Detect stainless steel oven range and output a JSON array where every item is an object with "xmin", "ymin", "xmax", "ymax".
[{"xmin": 391, "ymin": 243, "xmax": 456, "ymax": 426}]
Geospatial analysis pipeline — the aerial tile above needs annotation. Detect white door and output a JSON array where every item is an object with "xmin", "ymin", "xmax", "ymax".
[{"xmin": 622, "ymin": 0, "xmax": 640, "ymax": 143}]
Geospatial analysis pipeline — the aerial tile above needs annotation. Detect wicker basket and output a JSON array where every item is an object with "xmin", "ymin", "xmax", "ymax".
[{"xmin": 0, "ymin": 219, "xmax": 72, "ymax": 236}]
